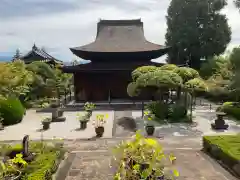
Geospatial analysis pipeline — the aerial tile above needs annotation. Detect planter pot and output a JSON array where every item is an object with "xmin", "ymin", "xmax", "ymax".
[
  {"xmin": 0, "ymin": 123, "xmax": 4, "ymax": 130},
  {"xmin": 3, "ymin": 170, "xmax": 21, "ymax": 180},
  {"xmin": 80, "ymin": 121, "xmax": 87, "ymax": 129},
  {"xmin": 128, "ymin": 160, "xmax": 164, "ymax": 180},
  {"xmin": 42, "ymin": 122, "xmax": 50, "ymax": 130},
  {"xmin": 86, "ymin": 110, "xmax": 92, "ymax": 116},
  {"xmin": 145, "ymin": 125, "xmax": 155, "ymax": 136},
  {"xmin": 95, "ymin": 126, "xmax": 104, "ymax": 137},
  {"xmin": 50, "ymin": 99, "xmax": 60, "ymax": 108},
  {"xmin": 52, "ymin": 109, "xmax": 59, "ymax": 119}
]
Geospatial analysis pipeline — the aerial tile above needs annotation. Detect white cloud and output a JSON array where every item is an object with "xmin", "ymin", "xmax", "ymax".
[{"xmin": 0, "ymin": 0, "xmax": 240, "ymax": 61}]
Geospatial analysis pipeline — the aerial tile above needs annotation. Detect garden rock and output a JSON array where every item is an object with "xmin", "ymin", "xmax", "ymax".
[
  {"xmin": 117, "ymin": 117, "xmax": 137, "ymax": 132},
  {"xmin": 233, "ymin": 163, "xmax": 240, "ymax": 177}
]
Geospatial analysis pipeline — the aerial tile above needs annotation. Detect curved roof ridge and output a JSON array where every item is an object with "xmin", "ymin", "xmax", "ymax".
[{"xmin": 98, "ymin": 19, "xmax": 142, "ymax": 26}]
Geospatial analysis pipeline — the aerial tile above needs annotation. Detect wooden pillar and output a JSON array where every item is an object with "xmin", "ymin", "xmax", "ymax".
[{"xmin": 108, "ymin": 89, "xmax": 111, "ymax": 103}]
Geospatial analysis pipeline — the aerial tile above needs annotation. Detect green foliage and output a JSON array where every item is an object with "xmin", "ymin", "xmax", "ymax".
[
  {"xmin": 0, "ymin": 98, "xmax": 25, "ymax": 125},
  {"xmin": 165, "ymin": 0, "xmax": 231, "ymax": 69},
  {"xmin": 174, "ymin": 67, "xmax": 199, "ymax": 83},
  {"xmin": 235, "ymin": 0, "xmax": 240, "ymax": 10},
  {"xmin": 159, "ymin": 64, "xmax": 178, "ymax": 71},
  {"xmin": 200, "ymin": 55, "xmax": 232, "ymax": 79},
  {"xmin": 184, "ymin": 78, "xmax": 208, "ymax": 92},
  {"xmin": 113, "ymin": 131, "xmax": 179, "ymax": 179},
  {"xmin": 203, "ymin": 135, "xmax": 240, "ymax": 167},
  {"xmin": 83, "ymin": 102, "xmax": 96, "ymax": 111},
  {"xmin": 0, "ymin": 142, "xmax": 65, "ymax": 180},
  {"xmin": 0, "ymin": 60, "xmax": 33, "ymax": 99},
  {"xmin": 145, "ymin": 101, "xmax": 168, "ymax": 120},
  {"xmin": 136, "ymin": 70, "xmax": 183, "ymax": 89},
  {"xmin": 127, "ymin": 82, "xmax": 140, "ymax": 97},
  {"xmin": 229, "ymin": 47, "xmax": 240, "ymax": 70},
  {"xmin": 217, "ymin": 102, "xmax": 240, "ymax": 121},
  {"xmin": 26, "ymin": 61, "xmax": 72, "ymax": 100},
  {"xmin": 168, "ymin": 104, "xmax": 187, "ymax": 121},
  {"xmin": 131, "ymin": 66, "xmax": 157, "ymax": 81}
]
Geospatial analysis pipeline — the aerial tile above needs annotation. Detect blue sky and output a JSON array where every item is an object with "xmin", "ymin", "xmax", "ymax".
[{"xmin": 0, "ymin": 0, "xmax": 240, "ymax": 62}]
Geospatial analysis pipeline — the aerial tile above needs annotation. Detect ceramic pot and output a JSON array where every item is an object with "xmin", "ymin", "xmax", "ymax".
[
  {"xmin": 0, "ymin": 122, "xmax": 4, "ymax": 130},
  {"xmin": 42, "ymin": 122, "xmax": 50, "ymax": 130},
  {"xmin": 145, "ymin": 125, "xmax": 155, "ymax": 136},
  {"xmin": 80, "ymin": 121, "xmax": 87, "ymax": 129},
  {"xmin": 95, "ymin": 126, "xmax": 104, "ymax": 137}
]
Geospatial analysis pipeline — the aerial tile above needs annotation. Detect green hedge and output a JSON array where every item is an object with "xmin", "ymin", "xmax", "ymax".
[
  {"xmin": 203, "ymin": 135, "xmax": 240, "ymax": 177},
  {"xmin": 0, "ymin": 142, "xmax": 65, "ymax": 180},
  {"xmin": 217, "ymin": 102, "xmax": 240, "ymax": 121},
  {"xmin": 0, "ymin": 98, "xmax": 26, "ymax": 125},
  {"xmin": 146, "ymin": 101, "xmax": 188, "ymax": 123}
]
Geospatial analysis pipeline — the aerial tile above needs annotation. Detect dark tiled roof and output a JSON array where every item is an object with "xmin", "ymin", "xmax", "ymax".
[
  {"xmin": 70, "ymin": 19, "xmax": 169, "ymax": 54},
  {"xmin": 62, "ymin": 61, "xmax": 163, "ymax": 73},
  {"xmin": 20, "ymin": 44, "xmax": 63, "ymax": 64}
]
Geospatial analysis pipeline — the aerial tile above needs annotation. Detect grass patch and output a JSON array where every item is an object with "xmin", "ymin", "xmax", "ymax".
[
  {"xmin": 203, "ymin": 134, "xmax": 240, "ymax": 177},
  {"xmin": 0, "ymin": 141, "xmax": 65, "ymax": 180}
]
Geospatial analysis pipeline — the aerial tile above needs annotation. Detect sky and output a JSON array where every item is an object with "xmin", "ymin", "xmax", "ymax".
[{"xmin": 0, "ymin": 0, "xmax": 240, "ymax": 62}]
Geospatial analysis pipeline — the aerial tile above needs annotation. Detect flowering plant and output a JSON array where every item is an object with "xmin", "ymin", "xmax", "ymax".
[
  {"xmin": 84, "ymin": 102, "xmax": 96, "ymax": 111},
  {"xmin": 113, "ymin": 131, "xmax": 179, "ymax": 180},
  {"xmin": 143, "ymin": 110, "xmax": 155, "ymax": 125},
  {"xmin": 76, "ymin": 112, "xmax": 91, "ymax": 122},
  {"xmin": 0, "ymin": 153, "xmax": 27, "ymax": 178},
  {"xmin": 92, "ymin": 113, "xmax": 108, "ymax": 128}
]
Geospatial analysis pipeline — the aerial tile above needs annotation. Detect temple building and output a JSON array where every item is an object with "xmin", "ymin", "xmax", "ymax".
[
  {"xmin": 62, "ymin": 19, "xmax": 170, "ymax": 102},
  {"xmin": 17, "ymin": 44, "xmax": 63, "ymax": 66}
]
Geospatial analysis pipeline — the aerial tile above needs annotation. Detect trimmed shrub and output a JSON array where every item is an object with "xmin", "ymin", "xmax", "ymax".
[
  {"xmin": 203, "ymin": 135, "xmax": 240, "ymax": 177},
  {"xmin": 217, "ymin": 102, "xmax": 240, "ymax": 120},
  {"xmin": 0, "ymin": 98, "xmax": 25, "ymax": 125},
  {"xmin": 145, "ymin": 101, "xmax": 168, "ymax": 120},
  {"xmin": 168, "ymin": 104, "xmax": 187, "ymax": 121}
]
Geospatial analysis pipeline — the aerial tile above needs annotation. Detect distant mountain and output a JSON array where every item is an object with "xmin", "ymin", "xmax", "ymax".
[{"xmin": 0, "ymin": 56, "xmax": 12, "ymax": 62}]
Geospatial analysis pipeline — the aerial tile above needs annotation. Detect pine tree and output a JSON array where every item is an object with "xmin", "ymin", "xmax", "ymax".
[{"xmin": 165, "ymin": 0, "xmax": 231, "ymax": 69}]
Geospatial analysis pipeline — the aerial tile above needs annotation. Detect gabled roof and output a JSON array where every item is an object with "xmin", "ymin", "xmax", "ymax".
[
  {"xmin": 20, "ymin": 44, "xmax": 63, "ymax": 64},
  {"xmin": 70, "ymin": 19, "xmax": 170, "ymax": 60}
]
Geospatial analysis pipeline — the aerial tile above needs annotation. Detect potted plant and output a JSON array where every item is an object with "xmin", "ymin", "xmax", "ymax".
[
  {"xmin": 77, "ymin": 112, "xmax": 91, "ymax": 130},
  {"xmin": 84, "ymin": 102, "xmax": 96, "ymax": 114},
  {"xmin": 50, "ymin": 98, "xmax": 60, "ymax": 108},
  {"xmin": 42, "ymin": 117, "xmax": 51, "ymax": 130},
  {"xmin": 144, "ymin": 110, "xmax": 155, "ymax": 136},
  {"xmin": 93, "ymin": 113, "xmax": 108, "ymax": 137},
  {"xmin": 113, "ymin": 131, "xmax": 179, "ymax": 180},
  {"xmin": 0, "ymin": 153, "xmax": 27, "ymax": 180}
]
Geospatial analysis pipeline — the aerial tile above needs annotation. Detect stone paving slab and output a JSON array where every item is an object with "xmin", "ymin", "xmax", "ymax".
[
  {"xmin": 0, "ymin": 110, "xmax": 114, "ymax": 141},
  {"xmin": 60, "ymin": 149, "xmax": 237, "ymax": 180}
]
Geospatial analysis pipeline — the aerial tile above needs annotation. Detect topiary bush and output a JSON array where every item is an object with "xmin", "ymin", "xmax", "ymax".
[
  {"xmin": 0, "ymin": 98, "xmax": 25, "ymax": 125},
  {"xmin": 168, "ymin": 104, "xmax": 187, "ymax": 121},
  {"xmin": 145, "ymin": 101, "xmax": 168, "ymax": 120},
  {"xmin": 217, "ymin": 102, "xmax": 240, "ymax": 120}
]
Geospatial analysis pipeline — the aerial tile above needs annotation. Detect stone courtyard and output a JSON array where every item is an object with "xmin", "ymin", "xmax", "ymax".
[{"xmin": 0, "ymin": 99, "xmax": 239, "ymax": 179}]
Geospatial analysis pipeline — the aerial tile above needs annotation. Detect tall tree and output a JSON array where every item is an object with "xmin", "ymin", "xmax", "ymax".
[
  {"xmin": 12, "ymin": 49, "xmax": 21, "ymax": 61},
  {"xmin": 165, "ymin": 0, "xmax": 231, "ymax": 69},
  {"xmin": 235, "ymin": 0, "xmax": 240, "ymax": 9}
]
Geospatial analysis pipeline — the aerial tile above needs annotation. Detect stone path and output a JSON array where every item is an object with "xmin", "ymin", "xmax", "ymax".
[
  {"xmin": 58, "ymin": 137, "xmax": 237, "ymax": 180},
  {"xmin": 0, "ymin": 110, "xmax": 114, "ymax": 141}
]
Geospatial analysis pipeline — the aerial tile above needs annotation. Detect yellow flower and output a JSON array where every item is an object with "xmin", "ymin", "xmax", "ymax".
[
  {"xmin": 144, "ymin": 111, "xmax": 149, "ymax": 115},
  {"xmin": 105, "ymin": 114, "xmax": 109, "ymax": 119},
  {"xmin": 172, "ymin": 169, "xmax": 179, "ymax": 177},
  {"xmin": 169, "ymin": 154, "xmax": 176, "ymax": 163},
  {"xmin": 145, "ymin": 138, "xmax": 157, "ymax": 146}
]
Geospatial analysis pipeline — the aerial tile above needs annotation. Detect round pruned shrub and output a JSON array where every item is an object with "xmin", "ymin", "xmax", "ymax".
[{"xmin": 0, "ymin": 98, "xmax": 25, "ymax": 126}]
